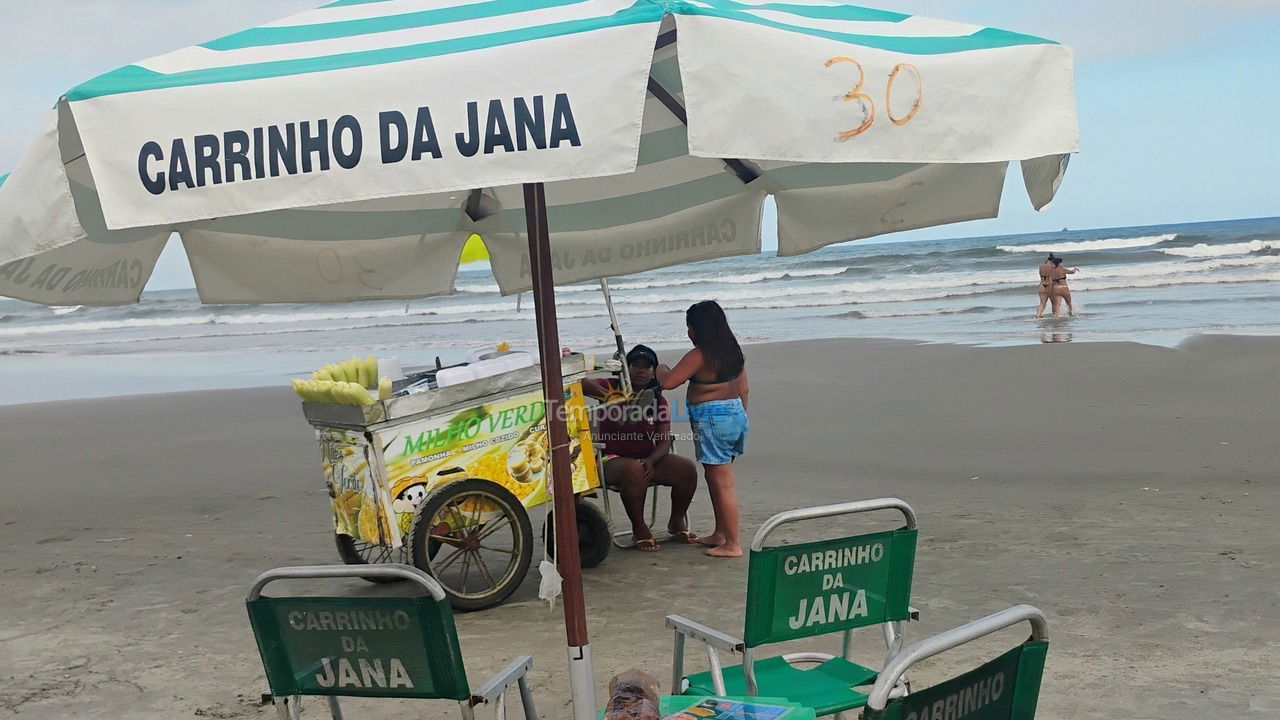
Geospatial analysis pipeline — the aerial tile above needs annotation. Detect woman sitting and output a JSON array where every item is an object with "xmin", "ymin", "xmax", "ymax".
[{"xmin": 583, "ymin": 345, "xmax": 698, "ymax": 552}]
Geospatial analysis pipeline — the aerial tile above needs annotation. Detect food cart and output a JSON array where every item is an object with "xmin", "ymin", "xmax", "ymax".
[{"xmin": 300, "ymin": 353, "xmax": 612, "ymax": 610}]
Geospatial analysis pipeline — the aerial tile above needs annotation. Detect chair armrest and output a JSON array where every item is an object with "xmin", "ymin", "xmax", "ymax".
[
  {"xmin": 471, "ymin": 655, "xmax": 533, "ymax": 704},
  {"xmin": 666, "ymin": 615, "xmax": 744, "ymax": 695},
  {"xmin": 665, "ymin": 615, "xmax": 744, "ymax": 652}
]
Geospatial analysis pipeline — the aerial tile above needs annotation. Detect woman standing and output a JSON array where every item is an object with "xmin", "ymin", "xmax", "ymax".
[
  {"xmin": 1035, "ymin": 253, "xmax": 1059, "ymax": 318},
  {"xmin": 657, "ymin": 300, "xmax": 749, "ymax": 558},
  {"xmin": 1052, "ymin": 257, "xmax": 1079, "ymax": 316}
]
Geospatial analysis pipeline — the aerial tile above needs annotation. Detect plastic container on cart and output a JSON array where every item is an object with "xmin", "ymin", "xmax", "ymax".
[
  {"xmin": 435, "ymin": 365, "xmax": 477, "ymax": 388},
  {"xmin": 377, "ymin": 356, "xmax": 405, "ymax": 381},
  {"xmin": 468, "ymin": 358, "xmax": 508, "ymax": 380},
  {"xmin": 501, "ymin": 352, "xmax": 536, "ymax": 372}
]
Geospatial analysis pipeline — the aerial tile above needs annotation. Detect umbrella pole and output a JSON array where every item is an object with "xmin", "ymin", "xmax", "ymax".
[
  {"xmin": 523, "ymin": 182, "xmax": 596, "ymax": 720},
  {"xmin": 599, "ymin": 278, "xmax": 632, "ymax": 396}
]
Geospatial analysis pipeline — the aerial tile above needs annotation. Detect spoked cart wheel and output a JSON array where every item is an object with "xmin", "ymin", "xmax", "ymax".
[
  {"xmin": 411, "ymin": 478, "xmax": 534, "ymax": 611},
  {"xmin": 334, "ymin": 533, "xmax": 414, "ymax": 583}
]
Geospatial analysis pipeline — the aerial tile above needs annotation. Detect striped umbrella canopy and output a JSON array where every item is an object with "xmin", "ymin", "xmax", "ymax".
[
  {"xmin": 0, "ymin": 1, "xmax": 1075, "ymax": 306},
  {"xmin": 0, "ymin": 3, "xmax": 1077, "ymax": 716}
]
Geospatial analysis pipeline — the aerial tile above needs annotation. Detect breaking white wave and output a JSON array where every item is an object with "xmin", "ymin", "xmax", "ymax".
[
  {"xmin": 5, "ymin": 256, "xmax": 1278, "ymax": 340},
  {"xmin": 453, "ymin": 266, "xmax": 850, "ymax": 295},
  {"xmin": 1160, "ymin": 240, "xmax": 1279, "ymax": 258},
  {"xmin": 998, "ymin": 234, "xmax": 1176, "ymax": 254}
]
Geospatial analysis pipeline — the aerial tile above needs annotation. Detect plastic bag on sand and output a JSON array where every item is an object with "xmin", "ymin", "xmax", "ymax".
[{"xmin": 538, "ymin": 560, "xmax": 562, "ymax": 608}]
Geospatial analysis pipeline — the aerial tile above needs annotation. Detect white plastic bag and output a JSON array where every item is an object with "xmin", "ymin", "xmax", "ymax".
[{"xmin": 538, "ymin": 559, "xmax": 562, "ymax": 609}]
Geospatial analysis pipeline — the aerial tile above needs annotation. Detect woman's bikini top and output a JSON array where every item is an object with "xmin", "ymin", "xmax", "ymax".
[{"xmin": 688, "ymin": 364, "xmax": 742, "ymax": 385}]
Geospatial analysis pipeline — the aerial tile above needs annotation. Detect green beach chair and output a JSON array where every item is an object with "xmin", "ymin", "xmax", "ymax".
[
  {"xmin": 861, "ymin": 605, "xmax": 1050, "ymax": 720},
  {"xmin": 666, "ymin": 499, "xmax": 920, "ymax": 719},
  {"xmin": 246, "ymin": 564, "xmax": 538, "ymax": 720}
]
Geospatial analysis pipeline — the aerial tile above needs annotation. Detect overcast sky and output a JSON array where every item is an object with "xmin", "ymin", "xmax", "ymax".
[{"xmin": 3, "ymin": 1, "xmax": 1278, "ymax": 289}]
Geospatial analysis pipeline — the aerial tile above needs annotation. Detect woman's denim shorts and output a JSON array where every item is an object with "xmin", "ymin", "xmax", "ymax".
[{"xmin": 688, "ymin": 398, "xmax": 748, "ymax": 465}]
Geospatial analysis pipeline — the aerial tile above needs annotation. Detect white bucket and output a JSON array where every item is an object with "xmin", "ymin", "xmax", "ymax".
[{"xmin": 376, "ymin": 356, "xmax": 405, "ymax": 381}]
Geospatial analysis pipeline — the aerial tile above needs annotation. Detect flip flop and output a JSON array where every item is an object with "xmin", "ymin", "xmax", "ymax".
[
  {"xmin": 634, "ymin": 537, "xmax": 660, "ymax": 552},
  {"xmin": 668, "ymin": 529, "xmax": 699, "ymax": 544}
]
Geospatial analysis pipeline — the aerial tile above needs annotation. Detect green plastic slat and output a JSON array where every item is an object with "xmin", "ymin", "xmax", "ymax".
[
  {"xmin": 744, "ymin": 528, "xmax": 917, "ymax": 647},
  {"xmin": 246, "ymin": 595, "xmax": 471, "ymax": 700},
  {"xmin": 863, "ymin": 640, "xmax": 1049, "ymax": 720}
]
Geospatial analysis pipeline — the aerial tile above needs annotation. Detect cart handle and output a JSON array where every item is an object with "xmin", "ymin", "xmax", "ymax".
[
  {"xmin": 247, "ymin": 563, "xmax": 446, "ymax": 601},
  {"xmin": 751, "ymin": 497, "xmax": 917, "ymax": 551}
]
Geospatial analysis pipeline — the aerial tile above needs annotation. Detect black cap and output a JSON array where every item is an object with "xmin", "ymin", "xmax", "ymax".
[{"xmin": 626, "ymin": 344, "xmax": 659, "ymax": 367}]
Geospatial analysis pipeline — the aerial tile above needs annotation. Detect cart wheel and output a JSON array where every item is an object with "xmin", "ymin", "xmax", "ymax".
[
  {"xmin": 333, "ymin": 533, "xmax": 413, "ymax": 583},
  {"xmin": 411, "ymin": 479, "xmax": 533, "ymax": 611},
  {"xmin": 543, "ymin": 499, "xmax": 612, "ymax": 569}
]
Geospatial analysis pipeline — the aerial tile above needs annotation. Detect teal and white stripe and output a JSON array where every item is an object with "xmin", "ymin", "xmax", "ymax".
[
  {"xmin": 68, "ymin": 0, "xmax": 1055, "ymax": 100},
  {"xmin": 2, "ymin": 0, "xmax": 1077, "ymax": 305},
  {"xmin": 69, "ymin": 1, "xmax": 661, "ymax": 100}
]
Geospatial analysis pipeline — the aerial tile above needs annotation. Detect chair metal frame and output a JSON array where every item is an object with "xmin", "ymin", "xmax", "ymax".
[
  {"xmin": 666, "ymin": 498, "xmax": 921, "ymax": 719},
  {"xmin": 865, "ymin": 605, "xmax": 1048, "ymax": 715},
  {"xmin": 248, "ymin": 564, "xmax": 538, "ymax": 720}
]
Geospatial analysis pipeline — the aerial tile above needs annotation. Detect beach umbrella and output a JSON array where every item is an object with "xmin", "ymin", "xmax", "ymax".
[{"xmin": 0, "ymin": 2, "xmax": 1077, "ymax": 717}]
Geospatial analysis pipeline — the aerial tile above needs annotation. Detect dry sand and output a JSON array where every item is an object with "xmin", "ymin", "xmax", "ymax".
[{"xmin": 1, "ymin": 336, "xmax": 1276, "ymax": 719}]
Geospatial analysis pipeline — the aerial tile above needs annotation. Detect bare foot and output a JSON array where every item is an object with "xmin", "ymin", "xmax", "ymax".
[
  {"xmin": 705, "ymin": 543, "xmax": 743, "ymax": 558},
  {"xmin": 695, "ymin": 533, "xmax": 724, "ymax": 547}
]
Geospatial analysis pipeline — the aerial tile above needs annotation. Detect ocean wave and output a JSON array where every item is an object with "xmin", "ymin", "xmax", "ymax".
[
  {"xmin": 557, "ymin": 255, "xmax": 1280, "ymax": 308},
  {"xmin": 51, "ymin": 305, "xmax": 84, "ymax": 316},
  {"xmin": 453, "ymin": 266, "xmax": 852, "ymax": 295},
  {"xmin": 1159, "ymin": 240, "xmax": 1280, "ymax": 258},
  {"xmin": 9, "ymin": 256, "xmax": 1278, "ymax": 340},
  {"xmin": 0, "ymin": 314, "xmax": 216, "ymax": 338},
  {"xmin": 830, "ymin": 306, "xmax": 1000, "ymax": 321},
  {"xmin": 614, "ymin": 266, "xmax": 850, "ymax": 290},
  {"xmin": 6, "ymin": 229, "xmax": 1280, "ymax": 348},
  {"xmin": 997, "ymin": 234, "xmax": 1176, "ymax": 254},
  {"xmin": 1071, "ymin": 268, "xmax": 1280, "ymax": 293}
]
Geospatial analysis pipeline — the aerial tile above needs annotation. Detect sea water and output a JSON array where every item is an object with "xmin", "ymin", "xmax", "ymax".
[{"xmin": 2, "ymin": 216, "xmax": 1277, "ymax": 403}]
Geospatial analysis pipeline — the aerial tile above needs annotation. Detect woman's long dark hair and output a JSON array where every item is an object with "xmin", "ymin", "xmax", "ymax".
[{"xmin": 686, "ymin": 300, "xmax": 743, "ymax": 378}]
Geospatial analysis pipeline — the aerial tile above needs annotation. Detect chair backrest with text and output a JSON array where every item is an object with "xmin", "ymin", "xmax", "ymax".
[
  {"xmin": 861, "ymin": 605, "xmax": 1050, "ymax": 720},
  {"xmin": 744, "ymin": 500, "xmax": 918, "ymax": 650},
  {"xmin": 246, "ymin": 565, "xmax": 470, "ymax": 705}
]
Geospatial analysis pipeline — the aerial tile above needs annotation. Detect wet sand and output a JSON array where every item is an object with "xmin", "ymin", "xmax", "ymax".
[{"xmin": 1, "ymin": 336, "xmax": 1276, "ymax": 718}]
